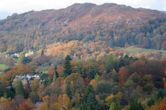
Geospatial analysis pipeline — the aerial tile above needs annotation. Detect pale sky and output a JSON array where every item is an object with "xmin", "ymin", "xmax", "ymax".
[{"xmin": 0, "ymin": 0, "xmax": 166, "ymax": 19}]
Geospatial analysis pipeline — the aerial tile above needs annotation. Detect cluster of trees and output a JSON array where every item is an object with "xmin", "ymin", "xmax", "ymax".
[
  {"xmin": 0, "ymin": 53, "xmax": 166, "ymax": 110},
  {"xmin": 109, "ymin": 18, "xmax": 166, "ymax": 50},
  {"xmin": 1, "ymin": 12, "xmax": 166, "ymax": 53}
]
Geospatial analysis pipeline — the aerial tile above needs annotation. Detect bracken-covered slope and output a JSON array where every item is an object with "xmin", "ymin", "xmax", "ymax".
[{"xmin": 0, "ymin": 3, "xmax": 166, "ymax": 53}]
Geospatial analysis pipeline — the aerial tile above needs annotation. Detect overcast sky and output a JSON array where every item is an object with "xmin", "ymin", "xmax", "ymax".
[{"xmin": 0, "ymin": 0, "xmax": 166, "ymax": 19}]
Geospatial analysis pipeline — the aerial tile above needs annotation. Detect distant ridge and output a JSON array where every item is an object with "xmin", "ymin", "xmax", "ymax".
[{"xmin": 0, "ymin": 3, "xmax": 166, "ymax": 53}]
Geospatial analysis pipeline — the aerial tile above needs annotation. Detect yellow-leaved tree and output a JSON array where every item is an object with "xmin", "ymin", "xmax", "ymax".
[{"xmin": 53, "ymin": 94, "xmax": 71, "ymax": 110}]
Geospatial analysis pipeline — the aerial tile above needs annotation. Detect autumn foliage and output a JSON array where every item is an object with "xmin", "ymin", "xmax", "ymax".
[{"xmin": 119, "ymin": 67, "xmax": 128, "ymax": 87}]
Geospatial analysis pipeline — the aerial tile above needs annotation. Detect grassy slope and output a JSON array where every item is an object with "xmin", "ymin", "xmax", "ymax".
[{"xmin": 115, "ymin": 46, "xmax": 166, "ymax": 59}]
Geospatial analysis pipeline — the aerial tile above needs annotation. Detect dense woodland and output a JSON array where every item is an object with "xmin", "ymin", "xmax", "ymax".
[
  {"xmin": 0, "ymin": 49, "xmax": 166, "ymax": 110},
  {"xmin": 0, "ymin": 3, "xmax": 166, "ymax": 53},
  {"xmin": 0, "ymin": 3, "xmax": 166, "ymax": 110}
]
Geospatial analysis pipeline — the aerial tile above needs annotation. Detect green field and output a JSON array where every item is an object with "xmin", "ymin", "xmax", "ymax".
[
  {"xmin": 0, "ymin": 63, "xmax": 9, "ymax": 71},
  {"xmin": 115, "ymin": 46, "xmax": 166, "ymax": 59}
]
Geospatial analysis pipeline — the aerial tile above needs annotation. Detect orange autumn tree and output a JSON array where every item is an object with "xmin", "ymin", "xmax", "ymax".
[
  {"xmin": 119, "ymin": 67, "xmax": 128, "ymax": 87},
  {"xmin": 0, "ymin": 97, "xmax": 13, "ymax": 110},
  {"xmin": 39, "ymin": 102, "xmax": 49, "ymax": 110},
  {"xmin": 39, "ymin": 96, "xmax": 50, "ymax": 110},
  {"xmin": 150, "ymin": 99, "xmax": 166, "ymax": 110},
  {"xmin": 17, "ymin": 100, "xmax": 34, "ymax": 110},
  {"xmin": 56, "ymin": 65, "xmax": 64, "ymax": 77},
  {"xmin": 4, "ymin": 63, "xmax": 34, "ymax": 83}
]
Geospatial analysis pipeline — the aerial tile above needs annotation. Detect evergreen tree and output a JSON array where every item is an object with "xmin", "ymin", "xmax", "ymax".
[
  {"xmin": 0, "ymin": 82, "xmax": 4, "ymax": 97},
  {"xmin": 109, "ymin": 100, "xmax": 121, "ymax": 110},
  {"xmin": 14, "ymin": 80, "xmax": 25, "ymax": 97},
  {"xmin": 129, "ymin": 98, "xmax": 144, "ymax": 110},
  {"xmin": 80, "ymin": 86, "xmax": 99, "ymax": 110},
  {"xmin": 41, "ymin": 49, "xmax": 45, "ymax": 56},
  {"xmin": 64, "ymin": 55, "xmax": 72, "ymax": 77},
  {"xmin": 6, "ymin": 86, "xmax": 15, "ymax": 98}
]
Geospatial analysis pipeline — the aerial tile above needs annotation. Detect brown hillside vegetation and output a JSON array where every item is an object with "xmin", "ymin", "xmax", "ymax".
[
  {"xmin": 0, "ymin": 3, "xmax": 166, "ymax": 52},
  {"xmin": 45, "ymin": 41, "xmax": 113, "ymax": 60}
]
